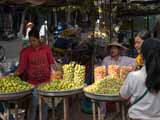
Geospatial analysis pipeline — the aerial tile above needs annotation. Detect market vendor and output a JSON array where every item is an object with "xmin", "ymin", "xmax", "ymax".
[
  {"xmin": 102, "ymin": 41, "xmax": 135, "ymax": 69},
  {"xmin": 100, "ymin": 41, "xmax": 135, "ymax": 119},
  {"xmin": 120, "ymin": 38, "xmax": 160, "ymax": 120},
  {"xmin": 15, "ymin": 27, "xmax": 54, "ymax": 120},
  {"xmin": 16, "ymin": 28, "xmax": 54, "ymax": 85},
  {"xmin": 134, "ymin": 31, "xmax": 151, "ymax": 69}
]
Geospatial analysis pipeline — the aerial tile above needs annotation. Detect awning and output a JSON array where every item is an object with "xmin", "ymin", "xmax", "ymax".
[
  {"xmin": 0, "ymin": 0, "xmax": 82, "ymax": 6},
  {"xmin": 128, "ymin": 0, "xmax": 159, "ymax": 3}
]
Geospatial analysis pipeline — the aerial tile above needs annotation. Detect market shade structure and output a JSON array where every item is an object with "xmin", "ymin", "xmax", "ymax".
[
  {"xmin": 128, "ymin": 0, "xmax": 158, "ymax": 2},
  {"xmin": 0, "ymin": 0, "xmax": 82, "ymax": 6}
]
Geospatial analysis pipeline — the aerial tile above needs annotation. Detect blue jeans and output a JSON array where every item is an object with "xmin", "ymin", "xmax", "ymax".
[
  {"xmin": 27, "ymin": 89, "xmax": 48, "ymax": 120},
  {"xmin": 0, "ymin": 103, "xmax": 5, "ymax": 113},
  {"xmin": 0, "ymin": 103, "xmax": 14, "ymax": 120}
]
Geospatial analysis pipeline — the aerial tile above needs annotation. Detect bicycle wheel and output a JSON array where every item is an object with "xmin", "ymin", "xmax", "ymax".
[{"xmin": 0, "ymin": 46, "xmax": 5, "ymax": 61}]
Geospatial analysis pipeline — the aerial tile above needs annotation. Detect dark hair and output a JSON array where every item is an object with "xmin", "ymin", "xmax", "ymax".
[
  {"xmin": 28, "ymin": 27, "xmax": 39, "ymax": 39},
  {"xmin": 136, "ymin": 31, "xmax": 151, "ymax": 41},
  {"xmin": 141, "ymin": 38, "xmax": 160, "ymax": 93}
]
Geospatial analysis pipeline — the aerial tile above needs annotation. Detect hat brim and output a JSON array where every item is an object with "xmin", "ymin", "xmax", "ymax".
[{"xmin": 108, "ymin": 44, "xmax": 128, "ymax": 50}]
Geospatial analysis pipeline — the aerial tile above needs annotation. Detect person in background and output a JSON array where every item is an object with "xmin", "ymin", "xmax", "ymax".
[
  {"xmin": 100, "ymin": 41, "xmax": 135, "ymax": 119},
  {"xmin": 120, "ymin": 38, "xmax": 160, "ymax": 120},
  {"xmin": 39, "ymin": 20, "xmax": 48, "ymax": 44},
  {"xmin": 22, "ymin": 22, "xmax": 34, "ymax": 47},
  {"xmin": 134, "ymin": 31, "xmax": 151, "ymax": 69},
  {"xmin": 25, "ymin": 22, "xmax": 34, "ymax": 40},
  {"xmin": 102, "ymin": 41, "xmax": 135, "ymax": 69},
  {"xmin": 15, "ymin": 27, "xmax": 54, "ymax": 120}
]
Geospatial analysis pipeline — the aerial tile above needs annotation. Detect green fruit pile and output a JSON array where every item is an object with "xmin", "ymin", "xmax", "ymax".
[
  {"xmin": 0, "ymin": 76, "xmax": 33, "ymax": 93},
  {"xmin": 38, "ymin": 80, "xmax": 83, "ymax": 91},
  {"xmin": 73, "ymin": 64, "xmax": 85, "ymax": 84},
  {"xmin": 39, "ymin": 63, "xmax": 86, "ymax": 92},
  {"xmin": 63, "ymin": 63, "xmax": 85, "ymax": 83},
  {"xmin": 63, "ymin": 63, "xmax": 75, "ymax": 81},
  {"xmin": 84, "ymin": 76, "xmax": 124, "ymax": 95}
]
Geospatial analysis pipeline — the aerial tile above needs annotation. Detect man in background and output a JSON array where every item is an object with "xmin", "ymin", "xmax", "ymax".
[{"xmin": 39, "ymin": 20, "xmax": 48, "ymax": 44}]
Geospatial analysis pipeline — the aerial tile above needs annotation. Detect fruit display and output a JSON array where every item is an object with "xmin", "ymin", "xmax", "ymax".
[
  {"xmin": 120, "ymin": 66, "xmax": 131, "ymax": 80},
  {"xmin": 50, "ymin": 71, "xmax": 63, "ymax": 80},
  {"xmin": 39, "ymin": 63, "xmax": 86, "ymax": 91},
  {"xmin": 108, "ymin": 65, "xmax": 120, "ymax": 79},
  {"xmin": 61, "ymin": 28, "xmax": 79, "ymax": 38},
  {"xmin": 63, "ymin": 63, "xmax": 75, "ymax": 81},
  {"xmin": 73, "ymin": 64, "xmax": 85, "ymax": 84},
  {"xmin": 0, "ymin": 76, "xmax": 33, "ymax": 93},
  {"xmin": 61, "ymin": 29, "xmax": 74, "ymax": 37},
  {"xmin": 94, "ymin": 66, "xmax": 107, "ymax": 81},
  {"xmin": 108, "ymin": 65, "xmax": 131, "ymax": 79},
  {"xmin": 38, "ymin": 80, "xmax": 83, "ymax": 91},
  {"xmin": 63, "ymin": 63, "xmax": 86, "ymax": 83},
  {"xmin": 84, "ymin": 76, "xmax": 124, "ymax": 95}
]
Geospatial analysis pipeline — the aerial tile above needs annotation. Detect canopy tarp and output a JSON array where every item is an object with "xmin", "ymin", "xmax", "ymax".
[{"xmin": 0, "ymin": 0, "xmax": 82, "ymax": 6}]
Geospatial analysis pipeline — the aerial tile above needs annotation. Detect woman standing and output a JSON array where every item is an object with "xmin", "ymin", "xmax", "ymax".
[
  {"xmin": 15, "ymin": 27, "xmax": 54, "ymax": 120},
  {"xmin": 120, "ymin": 38, "xmax": 160, "ymax": 120},
  {"xmin": 134, "ymin": 31, "xmax": 151, "ymax": 69}
]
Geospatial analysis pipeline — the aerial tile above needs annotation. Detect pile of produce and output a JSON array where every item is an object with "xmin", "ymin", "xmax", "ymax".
[
  {"xmin": 0, "ymin": 76, "xmax": 33, "ymax": 93},
  {"xmin": 73, "ymin": 64, "xmax": 85, "ymax": 84},
  {"xmin": 63, "ymin": 63, "xmax": 75, "ymax": 81},
  {"xmin": 120, "ymin": 66, "xmax": 131, "ymax": 80},
  {"xmin": 63, "ymin": 63, "xmax": 85, "ymax": 84},
  {"xmin": 108, "ymin": 65, "xmax": 131, "ymax": 80},
  {"xmin": 50, "ymin": 71, "xmax": 63, "ymax": 80},
  {"xmin": 61, "ymin": 28, "xmax": 80, "ymax": 37},
  {"xmin": 108, "ymin": 65, "xmax": 120, "ymax": 79},
  {"xmin": 38, "ymin": 80, "xmax": 83, "ymax": 91},
  {"xmin": 94, "ymin": 66, "xmax": 107, "ymax": 81},
  {"xmin": 38, "ymin": 63, "xmax": 85, "ymax": 91},
  {"xmin": 84, "ymin": 76, "xmax": 124, "ymax": 95}
]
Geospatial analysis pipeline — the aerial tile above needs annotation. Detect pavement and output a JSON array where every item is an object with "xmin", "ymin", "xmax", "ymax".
[{"xmin": 0, "ymin": 38, "xmax": 21, "ymax": 61}]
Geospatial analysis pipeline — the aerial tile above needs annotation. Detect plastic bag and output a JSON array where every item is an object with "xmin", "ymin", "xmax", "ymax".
[{"xmin": 94, "ymin": 65, "xmax": 107, "ymax": 82}]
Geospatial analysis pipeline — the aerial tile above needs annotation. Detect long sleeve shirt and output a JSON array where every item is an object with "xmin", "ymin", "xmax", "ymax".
[
  {"xmin": 17, "ymin": 45, "xmax": 54, "ymax": 86},
  {"xmin": 102, "ymin": 56, "xmax": 135, "ymax": 68}
]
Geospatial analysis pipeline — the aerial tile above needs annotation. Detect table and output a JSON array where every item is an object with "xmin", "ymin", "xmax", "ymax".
[
  {"xmin": 38, "ymin": 86, "xmax": 84, "ymax": 120},
  {"xmin": 0, "ymin": 89, "xmax": 33, "ymax": 120},
  {"xmin": 84, "ymin": 91, "xmax": 127, "ymax": 120}
]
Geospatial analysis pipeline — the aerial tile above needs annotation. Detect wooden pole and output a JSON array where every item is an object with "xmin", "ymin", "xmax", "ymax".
[
  {"xmin": 18, "ymin": 8, "xmax": 27, "ymax": 37},
  {"xmin": 52, "ymin": 98, "xmax": 56, "ymax": 120},
  {"xmin": 92, "ymin": 100, "xmax": 97, "ymax": 120},
  {"xmin": 147, "ymin": 16, "xmax": 150, "ymax": 31},
  {"xmin": 15, "ymin": 103, "xmax": 18, "ymax": 120},
  {"xmin": 64, "ymin": 97, "xmax": 69, "ymax": 120},
  {"xmin": 6, "ymin": 103, "xmax": 10, "ymax": 120},
  {"xmin": 109, "ymin": 0, "xmax": 112, "ymax": 42},
  {"xmin": 97, "ymin": 104, "xmax": 101, "ymax": 120},
  {"xmin": 131, "ymin": 18, "xmax": 134, "ymax": 41},
  {"xmin": 39, "ymin": 96, "xmax": 42, "ymax": 120},
  {"xmin": 121, "ymin": 102, "xmax": 126, "ymax": 120}
]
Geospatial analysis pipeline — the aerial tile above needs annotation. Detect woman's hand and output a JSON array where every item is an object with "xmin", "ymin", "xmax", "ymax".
[{"xmin": 127, "ymin": 66, "xmax": 136, "ymax": 72}]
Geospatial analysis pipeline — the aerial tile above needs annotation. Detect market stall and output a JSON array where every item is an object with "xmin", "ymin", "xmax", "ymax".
[
  {"xmin": 83, "ymin": 65, "xmax": 131, "ymax": 120},
  {"xmin": 84, "ymin": 92, "xmax": 126, "ymax": 120},
  {"xmin": 38, "ymin": 85, "xmax": 84, "ymax": 120},
  {"xmin": 0, "ymin": 76, "xmax": 34, "ymax": 120},
  {"xmin": 37, "ymin": 63, "xmax": 86, "ymax": 120}
]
